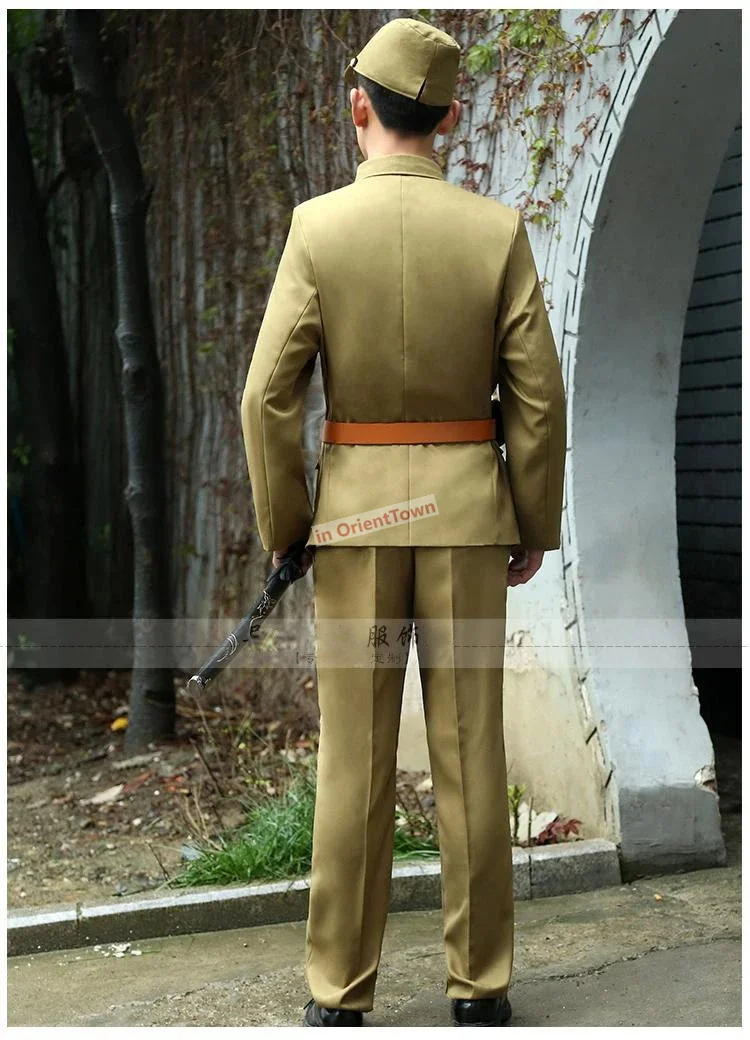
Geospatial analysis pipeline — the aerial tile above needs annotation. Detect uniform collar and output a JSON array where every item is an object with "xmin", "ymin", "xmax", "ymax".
[{"xmin": 354, "ymin": 153, "xmax": 445, "ymax": 182}]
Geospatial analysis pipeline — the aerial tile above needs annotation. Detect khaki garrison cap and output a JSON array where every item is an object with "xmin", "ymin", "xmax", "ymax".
[{"xmin": 343, "ymin": 16, "xmax": 461, "ymax": 107}]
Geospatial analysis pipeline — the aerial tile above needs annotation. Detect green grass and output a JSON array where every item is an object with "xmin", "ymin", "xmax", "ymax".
[{"xmin": 170, "ymin": 761, "xmax": 439, "ymax": 888}]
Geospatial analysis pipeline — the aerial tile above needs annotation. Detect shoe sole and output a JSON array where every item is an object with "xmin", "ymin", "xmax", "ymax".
[
  {"xmin": 303, "ymin": 1007, "xmax": 364, "ymax": 1027},
  {"xmin": 453, "ymin": 1003, "xmax": 512, "ymax": 1027}
]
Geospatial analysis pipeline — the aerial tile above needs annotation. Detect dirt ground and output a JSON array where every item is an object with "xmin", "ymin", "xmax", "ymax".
[
  {"xmin": 7, "ymin": 669, "xmax": 309, "ymax": 908},
  {"xmin": 6, "ymin": 669, "xmax": 433, "ymax": 910},
  {"xmin": 8, "ymin": 670, "xmax": 739, "ymax": 912}
]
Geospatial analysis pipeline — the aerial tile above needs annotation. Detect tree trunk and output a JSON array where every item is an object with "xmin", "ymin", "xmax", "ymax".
[
  {"xmin": 63, "ymin": 11, "xmax": 174, "ymax": 749},
  {"xmin": 7, "ymin": 71, "xmax": 86, "ymax": 639}
]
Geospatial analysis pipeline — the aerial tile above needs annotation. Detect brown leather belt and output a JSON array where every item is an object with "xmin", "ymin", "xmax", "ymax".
[{"xmin": 322, "ymin": 419, "xmax": 495, "ymax": 445}]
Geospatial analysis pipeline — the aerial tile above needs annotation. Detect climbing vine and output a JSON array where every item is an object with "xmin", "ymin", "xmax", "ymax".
[{"xmin": 430, "ymin": 9, "xmax": 656, "ymax": 230}]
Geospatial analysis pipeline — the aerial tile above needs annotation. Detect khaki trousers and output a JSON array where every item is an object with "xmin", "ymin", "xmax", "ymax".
[{"xmin": 305, "ymin": 544, "xmax": 514, "ymax": 1011}]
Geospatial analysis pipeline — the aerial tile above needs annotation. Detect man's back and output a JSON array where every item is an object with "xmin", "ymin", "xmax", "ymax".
[
  {"xmin": 242, "ymin": 151, "xmax": 566, "ymax": 552},
  {"xmin": 298, "ymin": 153, "xmax": 513, "ymax": 423}
]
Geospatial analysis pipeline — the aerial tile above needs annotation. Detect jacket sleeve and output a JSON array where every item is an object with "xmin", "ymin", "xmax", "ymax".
[
  {"xmin": 494, "ymin": 209, "xmax": 567, "ymax": 550},
  {"xmin": 241, "ymin": 206, "xmax": 321, "ymax": 552}
]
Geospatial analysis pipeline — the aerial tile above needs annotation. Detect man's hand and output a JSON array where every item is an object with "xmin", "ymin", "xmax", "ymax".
[
  {"xmin": 272, "ymin": 544, "xmax": 314, "ymax": 576},
  {"xmin": 507, "ymin": 545, "xmax": 544, "ymax": 587}
]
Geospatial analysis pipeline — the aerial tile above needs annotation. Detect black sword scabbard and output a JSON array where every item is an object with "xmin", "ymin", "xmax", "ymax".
[{"xmin": 187, "ymin": 538, "xmax": 311, "ymax": 691}]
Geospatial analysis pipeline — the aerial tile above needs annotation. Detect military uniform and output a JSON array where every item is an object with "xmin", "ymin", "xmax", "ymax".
[{"xmin": 241, "ymin": 16, "xmax": 567, "ymax": 1017}]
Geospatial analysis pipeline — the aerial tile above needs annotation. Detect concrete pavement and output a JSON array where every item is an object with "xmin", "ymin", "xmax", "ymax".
[{"xmin": 8, "ymin": 857, "xmax": 740, "ymax": 1027}]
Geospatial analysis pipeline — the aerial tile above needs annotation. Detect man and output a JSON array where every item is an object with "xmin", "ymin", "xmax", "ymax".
[{"xmin": 241, "ymin": 15, "xmax": 567, "ymax": 1028}]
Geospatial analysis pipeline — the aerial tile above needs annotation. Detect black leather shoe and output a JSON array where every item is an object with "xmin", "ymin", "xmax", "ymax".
[
  {"xmin": 452, "ymin": 996, "xmax": 512, "ymax": 1027},
  {"xmin": 303, "ymin": 997, "xmax": 364, "ymax": 1026}
]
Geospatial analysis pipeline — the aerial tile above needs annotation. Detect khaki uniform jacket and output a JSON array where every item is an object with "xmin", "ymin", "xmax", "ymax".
[{"xmin": 241, "ymin": 152, "xmax": 567, "ymax": 553}]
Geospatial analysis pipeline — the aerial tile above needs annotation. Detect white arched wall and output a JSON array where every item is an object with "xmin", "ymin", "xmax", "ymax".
[
  {"xmin": 389, "ymin": 9, "xmax": 740, "ymax": 876},
  {"xmin": 560, "ymin": 8, "xmax": 740, "ymax": 874}
]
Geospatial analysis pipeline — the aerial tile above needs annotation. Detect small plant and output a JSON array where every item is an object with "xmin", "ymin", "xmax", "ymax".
[
  {"xmin": 171, "ymin": 754, "xmax": 439, "ymax": 888},
  {"xmin": 507, "ymin": 783, "xmax": 582, "ymax": 846},
  {"xmin": 172, "ymin": 763, "xmax": 317, "ymax": 887},
  {"xmin": 393, "ymin": 805, "xmax": 440, "ymax": 860},
  {"xmin": 507, "ymin": 783, "xmax": 526, "ymax": 845}
]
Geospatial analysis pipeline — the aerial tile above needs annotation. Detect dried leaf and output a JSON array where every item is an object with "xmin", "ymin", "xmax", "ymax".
[{"xmin": 82, "ymin": 784, "xmax": 125, "ymax": 806}]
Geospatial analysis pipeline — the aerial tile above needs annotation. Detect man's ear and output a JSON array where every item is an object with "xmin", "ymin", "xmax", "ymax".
[
  {"xmin": 436, "ymin": 99, "xmax": 461, "ymax": 137},
  {"xmin": 350, "ymin": 86, "xmax": 368, "ymax": 128}
]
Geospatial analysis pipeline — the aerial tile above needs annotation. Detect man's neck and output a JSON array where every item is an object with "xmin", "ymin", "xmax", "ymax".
[{"xmin": 364, "ymin": 136, "xmax": 436, "ymax": 161}]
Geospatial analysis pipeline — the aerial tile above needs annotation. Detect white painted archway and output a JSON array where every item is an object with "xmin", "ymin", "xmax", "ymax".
[
  {"xmin": 390, "ymin": 9, "xmax": 741, "ymax": 876},
  {"xmin": 559, "ymin": 8, "xmax": 740, "ymax": 873}
]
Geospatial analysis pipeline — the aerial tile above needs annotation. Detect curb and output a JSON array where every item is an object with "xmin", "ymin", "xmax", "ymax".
[{"xmin": 8, "ymin": 839, "xmax": 620, "ymax": 958}]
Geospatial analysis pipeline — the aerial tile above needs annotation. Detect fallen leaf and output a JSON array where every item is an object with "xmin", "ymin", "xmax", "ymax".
[
  {"xmin": 82, "ymin": 784, "xmax": 125, "ymax": 806},
  {"xmin": 122, "ymin": 770, "xmax": 155, "ymax": 794},
  {"xmin": 112, "ymin": 753, "xmax": 155, "ymax": 771}
]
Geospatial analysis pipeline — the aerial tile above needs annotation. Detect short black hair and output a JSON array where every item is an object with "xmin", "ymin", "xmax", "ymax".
[{"xmin": 354, "ymin": 71, "xmax": 451, "ymax": 137}]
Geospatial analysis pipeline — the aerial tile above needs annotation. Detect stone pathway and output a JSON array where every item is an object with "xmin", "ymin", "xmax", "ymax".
[{"xmin": 8, "ymin": 860, "xmax": 740, "ymax": 1027}]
